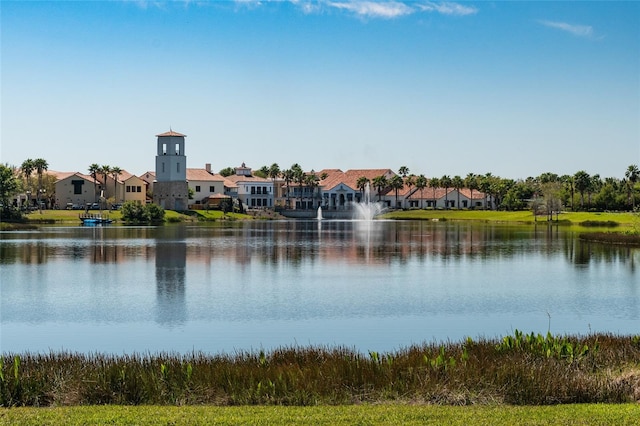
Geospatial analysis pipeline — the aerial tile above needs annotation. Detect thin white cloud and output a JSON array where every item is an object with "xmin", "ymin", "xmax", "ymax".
[
  {"xmin": 298, "ymin": 1, "xmax": 478, "ymax": 19},
  {"xmin": 326, "ymin": 1, "xmax": 413, "ymax": 19},
  {"xmin": 416, "ymin": 1, "xmax": 478, "ymax": 16},
  {"xmin": 538, "ymin": 20, "xmax": 595, "ymax": 38}
]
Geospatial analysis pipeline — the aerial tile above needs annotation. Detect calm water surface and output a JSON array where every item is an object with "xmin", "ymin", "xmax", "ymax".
[{"xmin": 1, "ymin": 220, "xmax": 638, "ymax": 354}]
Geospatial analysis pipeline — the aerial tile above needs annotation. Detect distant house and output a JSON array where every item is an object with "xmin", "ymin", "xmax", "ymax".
[
  {"xmin": 319, "ymin": 169, "xmax": 396, "ymax": 210},
  {"xmin": 224, "ymin": 163, "xmax": 274, "ymax": 209},
  {"xmin": 121, "ymin": 172, "xmax": 147, "ymax": 204},
  {"xmin": 53, "ymin": 172, "xmax": 97, "ymax": 208},
  {"xmin": 186, "ymin": 165, "xmax": 232, "ymax": 208},
  {"xmin": 406, "ymin": 187, "xmax": 490, "ymax": 209},
  {"xmin": 97, "ymin": 170, "xmax": 147, "ymax": 205}
]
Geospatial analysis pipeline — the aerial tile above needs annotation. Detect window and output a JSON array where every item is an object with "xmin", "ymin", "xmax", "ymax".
[
  {"xmin": 209, "ymin": 186, "xmax": 215, "ymax": 192},
  {"xmin": 195, "ymin": 186, "xmax": 201, "ymax": 193},
  {"xmin": 71, "ymin": 180, "xmax": 84, "ymax": 195},
  {"xmin": 136, "ymin": 186, "xmax": 142, "ymax": 193},
  {"xmin": 251, "ymin": 187, "xmax": 256, "ymax": 194},
  {"xmin": 177, "ymin": 162, "xmax": 180, "ymax": 173},
  {"xmin": 126, "ymin": 186, "xmax": 131, "ymax": 193}
]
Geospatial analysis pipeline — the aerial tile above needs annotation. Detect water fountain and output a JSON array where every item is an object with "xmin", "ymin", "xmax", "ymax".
[
  {"xmin": 316, "ymin": 206, "xmax": 323, "ymax": 220},
  {"xmin": 352, "ymin": 182, "xmax": 383, "ymax": 221}
]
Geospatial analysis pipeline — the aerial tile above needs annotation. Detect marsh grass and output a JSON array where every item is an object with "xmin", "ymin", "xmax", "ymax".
[{"xmin": 1, "ymin": 332, "xmax": 639, "ymax": 407}]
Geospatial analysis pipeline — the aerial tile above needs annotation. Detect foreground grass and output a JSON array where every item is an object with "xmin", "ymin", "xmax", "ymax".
[
  {"xmin": 2, "ymin": 333, "xmax": 639, "ymax": 408},
  {"xmin": 3, "ymin": 404, "xmax": 640, "ymax": 425}
]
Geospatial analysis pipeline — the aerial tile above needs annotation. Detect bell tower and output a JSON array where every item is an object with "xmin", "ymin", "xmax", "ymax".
[{"xmin": 153, "ymin": 129, "xmax": 189, "ymax": 210}]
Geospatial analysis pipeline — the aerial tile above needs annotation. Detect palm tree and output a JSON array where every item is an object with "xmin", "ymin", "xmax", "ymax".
[
  {"xmin": 268, "ymin": 163, "xmax": 281, "ymax": 205},
  {"xmin": 415, "ymin": 174, "xmax": 427, "ymax": 209},
  {"xmin": 479, "ymin": 173, "xmax": 493, "ymax": 209},
  {"xmin": 588, "ymin": 174, "xmax": 601, "ymax": 209},
  {"xmin": 573, "ymin": 170, "xmax": 591, "ymax": 210},
  {"xmin": 99, "ymin": 165, "xmax": 111, "ymax": 207},
  {"xmin": 372, "ymin": 175, "xmax": 388, "ymax": 202},
  {"xmin": 281, "ymin": 168, "xmax": 294, "ymax": 209},
  {"xmin": 389, "ymin": 175, "xmax": 404, "ymax": 208},
  {"xmin": 452, "ymin": 175, "xmax": 463, "ymax": 209},
  {"xmin": 398, "ymin": 166, "xmax": 409, "ymax": 179},
  {"xmin": 356, "ymin": 176, "xmax": 370, "ymax": 203},
  {"xmin": 625, "ymin": 164, "xmax": 639, "ymax": 210},
  {"xmin": 465, "ymin": 173, "xmax": 478, "ymax": 209},
  {"xmin": 21, "ymin": 159, "xmax": 35, "ymax": 207},
  {"xmin": 305, "ymin": 171, "xmax": 320, "ymax": 209},
  {"xmin": 428, "ymin": 177, "xmax": 440, "ymax": 209},
  {"xmin": 88, "ymin": 163, "xmax": 100, "ymax": 203},
  {"xmin": 404, "ymin": 174, "xmax": 416, "ymax": 208},
  {"xmin": 33, "ymin": 158, "xmax": 48, "ymax": 211},
  {"xmin": 440, "ymin": 175, "xmax": 452, "ymax": 209},
  {"xmin": 111, "ymin": 166, "xmax": 122, "ymax": 204},
  {"xmin": 291, "ymin": 163, "xmax": 305, "ymax": 208}
]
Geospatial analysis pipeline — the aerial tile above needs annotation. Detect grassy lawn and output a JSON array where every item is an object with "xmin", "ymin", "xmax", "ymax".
[
  {"xmin": 2, "ymin": 404, "xmax": 640, "ymax": 425},
  {"xmin": 382, "ymin": 209, "xmax": 638, "ymax": 228},
  {"xmin": 12, "ymin": 208, "xmax": 637, "ymax": 227}
]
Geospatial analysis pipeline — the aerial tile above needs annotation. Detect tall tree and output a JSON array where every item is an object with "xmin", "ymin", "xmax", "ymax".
[
  {"xmin": 465, "ymin": 173, "xmax": 479, "ymax": 209},
  {"xmin": 389, "ymin": 175, "xmax": 404, "ymax": 208},
  {"xmin": 88, "ymin": 163, "xmax": 101, "ymax": 203},
  {"xmin": 625, "ymin": 164, "xmax": 639, "ymax": 210},
  {"xmin": 282, "ymin": 168, "xmax": 294, "ymax": 208},
  {"xmin": 404, "ymin": 174, "xmax": 416, "ymax": 207},
  {"xmin": 356, "ymin": 176, "xmax": 370, "ymax": 202},
  {"xmin": 440, "ymin": 175, "xmax": 452, "ymax": 209},
  {"xmin": 0, "ymin": 164, "xmax": 20, "ymax": 215},
  {"xmin": 479, "ymin": 174, "xmax": 493, "ymax": 209},
  {"xmin": 573, "ymin": 170, "xmax": 591, "ymax": 210},
  {"xmin": 415, "ymin": 174, "xmax": 427, "ymax": 209},
  {"xmin": 372, "ymin": 175, "xmax": 388, "ymax": 202},
  {"xmin": 268, "ymin": 163, "xmax": 281, "ymax": 205},
  {"xmin": 291, "ymin": 163, "xmax": 305, "ymax": 208},
  {"xmin": 398, "ymin": 166, "xmax": 409, "ymax": 179},
  {"xmin": 452, "ymin": 175, "xmax": 463, "ymax": 209},
  {"xmin": 99, "ymin": 165, "xmax": 111, "ymax": 207},
  {"xmin": 305, "ymin": 170, "xmax": 320, "ymax": 209},
  {"xmin": 21, "ymin": 159, "xmax": 35, "ymax": 207},
  {"xmin": 33, "ymin": 158, "xmax": 48, "ymax": 211},
  {"xmin": 429, "ymin": 177, "xmax": 440, "ymax": 209},
  {"xmin": 111, "ymin": 166, "xmax": 123, "ymax": 204}
]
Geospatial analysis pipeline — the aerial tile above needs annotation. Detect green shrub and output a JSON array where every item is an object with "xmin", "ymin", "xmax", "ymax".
[{"xmin": 121, "ymin": 202, "xmax": 165, "ymax": 224}]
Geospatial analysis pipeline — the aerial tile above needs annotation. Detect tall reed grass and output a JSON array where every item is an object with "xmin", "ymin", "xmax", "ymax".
[{"xmin": 1, "ymin": 332, "xmax": 639, "ymax": 407}]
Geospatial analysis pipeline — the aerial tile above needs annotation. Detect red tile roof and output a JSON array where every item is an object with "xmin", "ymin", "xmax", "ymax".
[
  {"xmin": 186, "ymin": 168, "xmax": 222, "ymax": 181},
  {"xmin": 156, "ymin": 130, "xmax": 186, "ymax": 137},
  {"xmin": 320, "ymin": 169, "xmax": 396, "ymax": 191}
]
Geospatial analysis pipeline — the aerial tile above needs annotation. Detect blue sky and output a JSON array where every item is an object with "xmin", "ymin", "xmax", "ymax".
[{"xmin": 2, "ymin": 1, "xmax": 639, "ymax": 179}]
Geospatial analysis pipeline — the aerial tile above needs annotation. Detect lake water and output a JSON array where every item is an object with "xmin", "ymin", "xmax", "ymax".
[{"xmin": 1, "ymin": 220, "xmax": 638, "ymax": 355}]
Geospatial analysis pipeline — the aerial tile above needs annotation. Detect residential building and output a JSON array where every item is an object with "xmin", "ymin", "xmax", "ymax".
[
  {"xmin": 186, "ymin": 164, "xmax": 232, "ymax": 208},
  {"xmin": 319, "ymin": 169, "xmax": 396, "ymax": 210},
  {"xmin": 53, "ymin": 172, "xmax": 98, "ymax": 208},
  {"xmin": 224, "ymin": 163, "xmax": 274, "ymax": 209}
]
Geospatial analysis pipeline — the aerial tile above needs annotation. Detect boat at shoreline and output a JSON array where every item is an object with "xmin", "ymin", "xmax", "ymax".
[{"xmin": 79, "ymin": 213, "xmax": 113, "ymax": 225}]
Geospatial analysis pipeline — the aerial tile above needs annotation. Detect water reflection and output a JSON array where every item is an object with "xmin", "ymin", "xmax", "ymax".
[
  {"xmin": 155, "ymin": 226, "xmax": 187, "ymax": 326},
  {"xmin": 1, "ymin": 221, "xmax": 638, "ymax": 354},
  {"xmin": 0, "ymin": 222, "xmax": 638, "ymax": 269}
]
